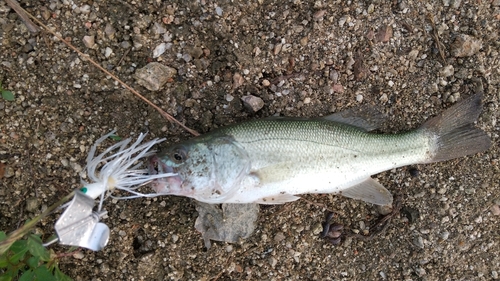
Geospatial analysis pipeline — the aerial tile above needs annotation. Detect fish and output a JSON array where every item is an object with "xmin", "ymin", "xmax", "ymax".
[{"xmin": 149, "ymin": 89, "xmax": 491, "ymax": 206}]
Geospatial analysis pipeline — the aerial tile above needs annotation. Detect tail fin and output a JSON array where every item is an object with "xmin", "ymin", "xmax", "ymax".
[{"xmin": 422, "ymin": 81, "xmax": 491, "ymax": 163}]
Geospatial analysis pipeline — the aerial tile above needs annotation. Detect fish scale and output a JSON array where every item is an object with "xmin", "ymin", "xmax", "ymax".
[{"xmin": 217, "ymin": 119, "xmax": 429, "ymax": 200}]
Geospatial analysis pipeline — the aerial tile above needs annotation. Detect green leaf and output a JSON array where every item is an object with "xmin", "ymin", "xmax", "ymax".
[
  {"xmin": 27, "ymin": 235, "xmax": 50, "ymax": 261},
  {"xmin": 0, "ymin": 254, "xmax": 8, "ymax": 267},
  {"xmin": 0, "ymin": 231, "xmax": 6, "ymax": 241},
  {"xmin": 27, "ymin": 255, "xmax": 40, "ymax": 269},
  {"xmin": 34, "ymin": 265, "xmax": 55, "ymax": 281},
  {"xmin": 54, "ymin": 266, "xmax": 73, "ymax": 281},
  {"xmin": 108, "ymin": 134, "xmax": 122, "ymax": 141},
  {"xmin": 19, "ymin": 269, "xmax": 35, "ymax": 281},
  {"xmin": 9, "ymin": 240, "xmax": 28, "ymax": 264},
  {"xmin": 1, "ymin": 90, "xmax": 14, "ymax": 101},
  {"xmin": 0, "ymin": 272, "xmax": 13, "ymax": 281}
]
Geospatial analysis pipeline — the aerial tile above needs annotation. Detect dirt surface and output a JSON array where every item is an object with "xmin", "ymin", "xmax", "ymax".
[{"xmin": 1, "ymin": 0, "xmax": 499, "ymax": 280}]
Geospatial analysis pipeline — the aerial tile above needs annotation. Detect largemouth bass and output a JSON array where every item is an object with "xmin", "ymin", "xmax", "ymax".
[{"xmin": 149, "ymin": 92, "xmax": 490, "ymax": 205}]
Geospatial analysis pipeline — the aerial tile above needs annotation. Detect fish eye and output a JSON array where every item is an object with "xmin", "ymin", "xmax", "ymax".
[{"xmin": 171, "ymin": 146, "xmax": 187, "ymax": 163}]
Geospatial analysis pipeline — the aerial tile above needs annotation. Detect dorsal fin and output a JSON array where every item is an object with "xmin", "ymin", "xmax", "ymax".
[{"xmin": 323, "ymin": 106, "xmax": 387, "ymax": 131}]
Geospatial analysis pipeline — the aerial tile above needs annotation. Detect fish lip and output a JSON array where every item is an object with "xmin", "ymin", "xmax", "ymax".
[{"xmin": 148, "ymin": 155, "xmax": 183, "ymax": 193}]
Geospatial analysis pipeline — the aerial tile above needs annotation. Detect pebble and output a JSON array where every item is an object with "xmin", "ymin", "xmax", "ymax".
[
  {"xmin": 241, "ymin": 95, "xmax": 264, "ymax": 112},
  {"xmin": 269, "ymin": 256, "xmax": 278, "ymax": 268},
  {"xmin": 215, "ymin": 6, "xmax": 223, "ymax": 16},
  {"xmin": 172, "ymin": 234, "xmax": 179, "ymax": 243},
  {"xmin": 451, "ymin": 34, "xmax": 482, "ymax": 57},
  {"xmin": 262, "ymin": 79, "xmax": 270, "ymax": 87},
  {"xmin": 413, "ymin": 236, "xmax": 424, "ymax": 249},
  {"xmin": 73, "ymin": 252, "xmax": 84, "ymax": 259},
  {"xmin": 152, "ymin": 22, "xmax": 166, "ymax": 34},
  {"xmin": 439, "ymin": 65, "xmax": 454, "ymax": 77},
  {"xmin": 120, "ymin": 41, "xmax": 131, "ymax": 49},
  {"xmin": 82, "ymin": 35, "xmax": 95, "ymax": 48},
  {"xmin": 104, "ymin": 47, "xmax": 113, "ymax": 58},
  {"xmin": 490, "ymin": 204, "xmax": 500, "ymax": 216},
  {"xmin": 356, "ymin": 94, "xmax": 363, "ymax": 102},
  {"xmin": 376, "ymin": 25, "xmax": 393, "ymax": 43},
  {"xmin": 332, "ymin": 84, "xmax": 343, "ymax": 93},
  {"xmin": 134, "ymin": 62, "xmax": 177, "ymax": 91},
  {"xmin": 182, "ymin": 53, "xmax": 192, "ymax": 63},
  {"xmin": 274, "ymin": 232, "xmax": 285, "ymax": 243},
  {"xmin": 153, "ymin": 43, "xmax": 168, "ymax": 58},
  {"xmin": 25, "ymin": 197, "xmax": 39, "ymax": 212},
  {"xmin": 232, "ymin": 73, "xmax": 244, "ymax": 89},
  {"xmin": 104, "ymin": 23, "xmax": 116, "ymax": 38}
]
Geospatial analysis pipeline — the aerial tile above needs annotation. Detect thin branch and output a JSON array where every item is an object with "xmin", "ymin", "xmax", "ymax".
[
  {"xmin": 4, "ymin": 0, "xmax": 40, "ymax": 33},
  {"xmin": 14, "ymin": 4, "xmax": 199, "ymax": 136}
]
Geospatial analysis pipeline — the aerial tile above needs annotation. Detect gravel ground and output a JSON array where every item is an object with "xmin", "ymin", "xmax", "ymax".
[{"xmin": 1, "ymin": 0, "xmax": 499, "ymax": 280}]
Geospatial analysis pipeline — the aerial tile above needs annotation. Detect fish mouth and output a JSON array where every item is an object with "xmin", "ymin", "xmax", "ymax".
[{"xmin": 148, "ymin": 155, "xmax": 183, "ymax": 194}]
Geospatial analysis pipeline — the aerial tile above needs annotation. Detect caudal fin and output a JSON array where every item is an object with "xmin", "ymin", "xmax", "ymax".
[{"xmin": 422, "ymin": 80, "xmax": 491, "ymax": 163}]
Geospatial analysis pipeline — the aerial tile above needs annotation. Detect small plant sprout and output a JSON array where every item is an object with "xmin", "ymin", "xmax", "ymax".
[{"xmin": 81, "ymin": 130, "xmax": 177, "ymax": 205}]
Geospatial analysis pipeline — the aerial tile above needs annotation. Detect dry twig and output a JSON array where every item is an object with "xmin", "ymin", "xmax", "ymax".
[{"xmin": 12, "ymin": 4, "xmax": 199, "ymax": 136}]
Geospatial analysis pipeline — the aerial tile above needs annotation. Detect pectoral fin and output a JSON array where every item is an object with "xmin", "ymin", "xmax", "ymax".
[{"xmin": 340, "ymin": 178, "xmax": 393, "ymax": 205}]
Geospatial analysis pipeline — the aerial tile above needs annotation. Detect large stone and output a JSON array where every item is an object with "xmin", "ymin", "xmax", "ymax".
[
  {"xmin": 451, "ymin": 34, "xmax": 482, "ymax": 57},
  {"xmin": 241, "ymin": 95, "xmax": 264, "ymax": 113},
  {"xmin": 134, "ymin": 62, "xmax": 177, "ymax": 91}
]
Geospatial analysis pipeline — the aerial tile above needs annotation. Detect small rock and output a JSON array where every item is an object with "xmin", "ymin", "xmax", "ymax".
[
  {"xmin": 274, "ymin": 232, "xmax": 285, "ymax": 243},
  {"xmin": 73, "ymin": 251, "xmax": 84, "ymax": 259},
  {"xmin": 439, "ymin": 65, "xmax": 454, "ymax": 77},
  {"xmin": 376, "ymin": 204, "xmax": 392, "ymax": 215},
  {"xmin": 332, "ymin": 84, "xmax": 344, "ymax": 93},
  {"xmin": 232, "ymin": 73, "xmax": 244, "ymax": 89},
  {"xmin": 413, "ymin": 236, "xmax": 424, "ymax": 249},
  {"xmin": 182, "ymin": 53, "xmax": 192, "ymax": 63},
  {"xmin": 451, "ymin": 34, "xmax": 482, "ymax": 57},
  {"xmin": 3, "ymin": 166, "xmax": 14, "ymax": 178},
  {"xmin": 189, "ymin": 47, "xmax": 204, "ymax": 59},
  {"xmin": 82, "ymin": 35, "xmax": 95, "ymax": 48},
  {"xmin": 241, "ymin": 95, "xmax": 264, "ymax": 113},
  {"xmin": 153, "ymin": 43, "xmax": 167, "ymax": 58},
  {"xmin": 376, "ymin": 25, "xmax": 393, "ymax": 43},
  {"xmin": 356, "ymin": 94, "xmax": 363, "ymax": 102},
  {"xmin": 134, "ymin": 62, "xmax": 177, "ymax": 91},
  {"xmin": 25, "ymin": 197, "xmax": 39, "ymax": 212},
  {"xmin": 152, "ymin": 22, "xmax": 166, "ymax": 34},
  {"xmin": 262, "ymin": 79, "xmax": 270, "ymax": 87},
  {"xmin": 269, "ymin": 256, "xmax": 278, "ymax": 268},
  {"xmin": 215, "ymin": 6, "xmax": 223, "ymax": 16},
  {"xmin": 120, "ymin": 41, "xmax": 131, "ymax": 49},
  {"xmin": 490, "ymin": 204, "xmax": 500, "ymax": 216},
  {"xmin": 313, "ymin": 10, "xmax": 326, "ymax": 20},
  {"xmin": 104, "ymin": 47, "xmax": 113, "ymax": 58},
  {"xmin": 300, "ymin": 36, "xmax": 308, "ymax": 46},
  {"xmin": 274, "ymin": 43, "xmax": 283, "ymax": 55},
  {"xmin": 104, "ymin": 23, "xmax": 116, "ymax": 39}
]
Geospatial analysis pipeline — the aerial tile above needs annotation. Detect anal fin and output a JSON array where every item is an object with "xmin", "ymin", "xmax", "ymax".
[
  {"xmin": 256, "ymin": 193, "xmax": 300, "ymax": 205},
  {"xmin": 340, "ymin": 178, "xmax": 393, "ymax": 205}
]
